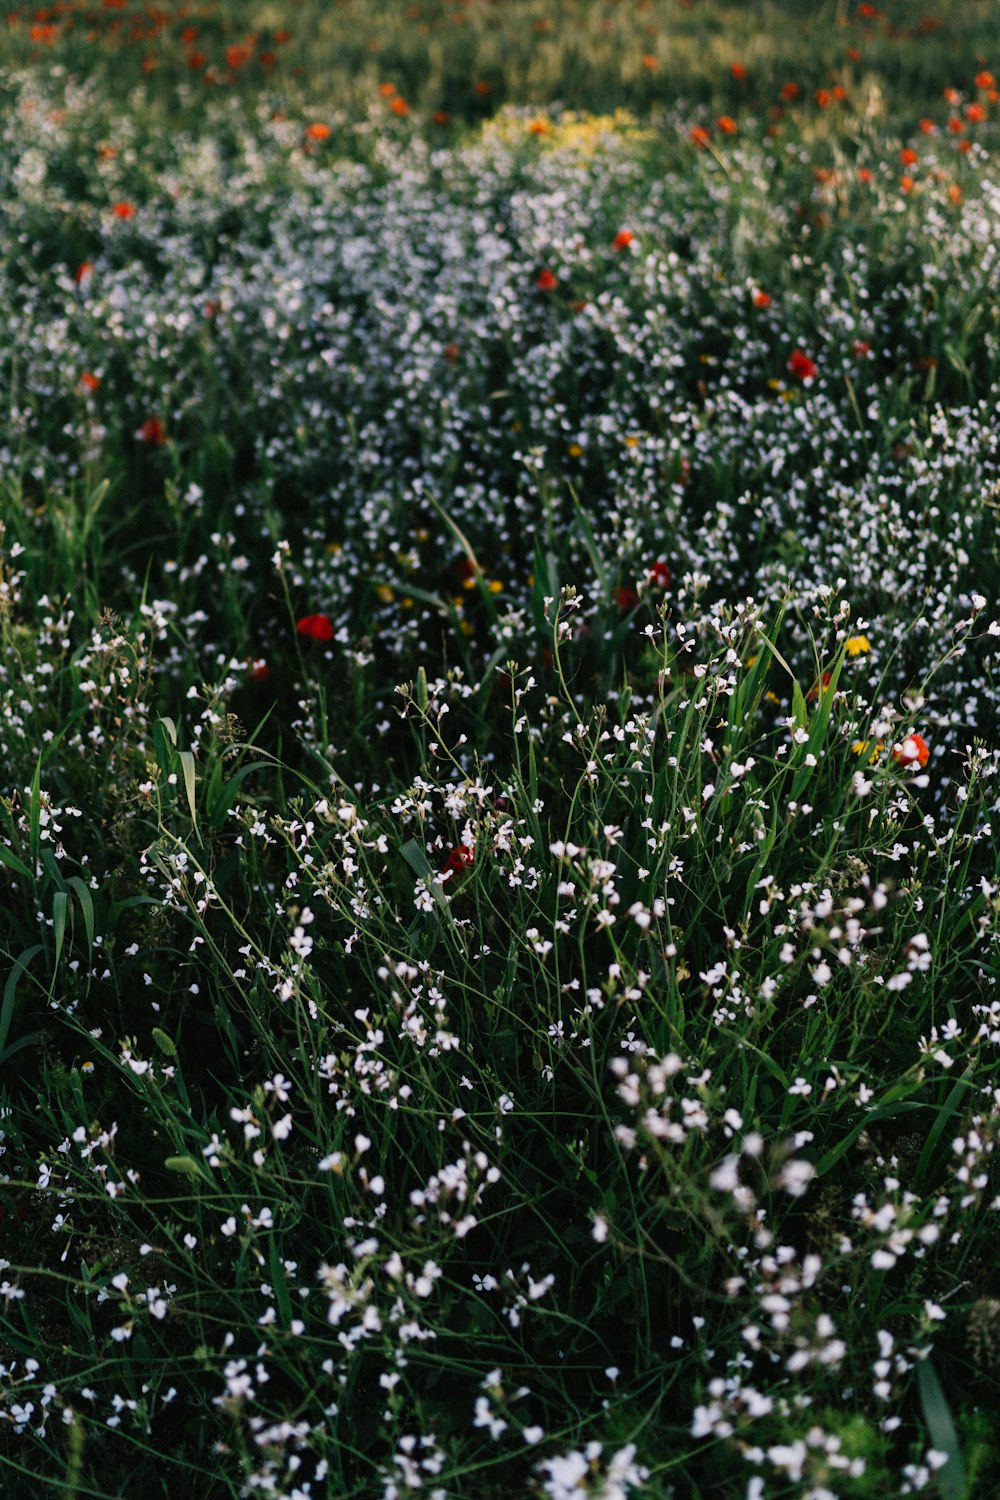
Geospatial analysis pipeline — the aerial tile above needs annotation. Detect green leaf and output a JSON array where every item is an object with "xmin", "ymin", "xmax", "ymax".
[
  {"xmin": 52, "ymin": 890, "xmax": 69, "ymax": 971},
  {"xmin": 0, "ymin": 843, "xmax": 31, "ymax": 880},
  {"xmin": 0, "ymin": 945, "xmax": 43, "ymax": 1064},
  {"xmin": 164, "ymin": 1155, "xmax": 212, "ymax": 1184},
  {"xmin": 400, "ymin": 838, "xmax": 433, "ymax": 880},
  {"xmin": 178, "ymin": 750, "xmax": 198, "ymax": 830},
  {"xmin": 66, "ymin": 876, "xmax": 95, "ymax": 958},
  {"xmin": 917, "ymin": 1358, "xmax": 965, "ymax": 1500},
  {"xmin": 205, "ymin": 758, "xmax": 270, "ymax": 828},
  {"xmin": 151, "ymin": 1028, "xmax": 178, "ymax": 1059}
]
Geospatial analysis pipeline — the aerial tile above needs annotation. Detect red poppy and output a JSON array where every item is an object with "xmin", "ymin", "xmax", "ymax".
[
  {"xmin": 74, "ymin": 260, "xmax": 94, "ymax": 286},
  {"xmin": 975, "ymin": 71, "xmax": 995, "ymax": 90},
  {"xmin": 717, "ymin": 115, "xmax": 737, "ymax": 135},
  {"xmin": 893, "ymin": 733, "xmax": 929, "ymax": 768},
  {"xmin": 617, "ymin": 586, "xmax": 640, "ymax": 612},
  {"xmin": 730, "ymin": 62, "xmax": 747, "ymax": 81},
  {"xmin": 246, "ymin": 658, "xmax": 269, "ymax": 683},
  {"xmin": 788, "ymin": 349, "xmax": 818, "ymax": 382},
  {"xmin": 536, "ymin": 268, "xmax": 558, "ymax": 291},
  {"xmin": 689, "ymin": 125, "xmax": 711, "ymax": 148},
  {"xmin": 900, "ymin": 147, "xmax": 918, "ymax": 167},
  {"xmin": 136, "ymin": 416, "xmax": 166, "ymax": 444},
  {"xmin": 80, "ymin": 371, "xmax": 101, "ymax": 393},
  {"xmin": 753, "ymin": 290, "xmax": 772, "ymax": 309},
  {"xmin": 111, "ymin": 201, "xmax": 135, "ymax": 220},
  {"xmin": 305, "ymin": 122, "xmax": 330, "ymax": 141},
  {"xmin": 225, "ymin": 43, "xmax": 253, "ymax": 70},
  {"xmin": 647, "ymin": 560, "xmax": 672, "ymax": 589},
  {"xmin": 442, "ymin": 845, "xmax": 474, "ymax": 877},
  {"xmin": 297, "ymin": 613, "xmax": 334, "ymax": 641},
  {"xmin": 853, "ymin": 340, "xmax": 871, "ymax": 358},
  {"xmin": 613, "ymin": 230, "xmax": 634, "ymax": 251},
  {"xmin": 806, "ymin": 671, "xmax": 833, "ymax": 701}
]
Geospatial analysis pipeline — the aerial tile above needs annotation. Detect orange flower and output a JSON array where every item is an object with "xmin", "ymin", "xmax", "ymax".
[
  {"xmin": 305, "ymin": 122, "xmax": 330, "ymax": 141},
  {"xmin": 689, "ymin": 125, "xmax": 711, "ymax": 148},
  {"xmin": 390, "ymin": 97, "xmax": 409, "ymax": 116},
  {"xmin": 948, "ymin": 183, "xmax": 962, "ymax": 204},
  {"xmin": 900, "ymin": 175, "xmax": 915, "ymax": 194},
  {"xmin": 74, "ymin": 260, "xmax": 94, "ymax": 286},
  {"xmin": 900, "ymin": 147, "xmax": 918, "ymax": 166},
  {"xmin": 613, "ymin": 229, "xmax": 634, "ymax": 251},
  {"xmin": 432, "ymin": 111, "xmax": 451, "ymax": 125},
  {"xmin": 730, "ymin": 62, "xmax": 747, "ymax": 81},
  {"xmin": 815, "ymin": 89, "xmax": 832, "ymax": 108},
  {"xmin": 80, "ymin": 372, "xmax": 101, "ymax": 393},
  {"xmin": 857, "ymin": 167, "xmax": 873, "ymax": 183},
  {"xmin": 918, "ymin": 118, "xmax": 937, "ymax": 134},
  {"xmin": 753, "ymin": 290, "xmax": 772, "ymax": 309},
  {"xmin": 535, "ymin": 268, "xmax": 558, "ymax": 291},
  {"xmin": 965, "ymin": 101, "xmax": 986, "ymax": 123},
  {"xmin": 716, "ymin": 115, "xmax": 737, "ymax": 135},
  {"xmin": 642, "ymin": 54, "xmax": 658, "ymax": 71},
  {"xmin": 111, "ymin": 201, "xmax": 135, "ymax": 220},
  {"xmin": 975, "ymin": 71, "xmax": 995, "ymax": 90},
  {"xmin": 892, "ymin": 733, "xmax": 929, "ymax": 769},
  {"xmin": 379, "ymin": 82, "xmax": 396, "ymax": 97},
  {"xmin": 780, "ymin": 82, "xmax": 800, "ymax": 102}
]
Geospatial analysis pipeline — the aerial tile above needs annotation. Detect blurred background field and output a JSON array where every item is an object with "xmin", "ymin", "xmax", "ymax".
[{"xmin": 4, "ymin": 0, "xmax": 1000, "ymax": 128}]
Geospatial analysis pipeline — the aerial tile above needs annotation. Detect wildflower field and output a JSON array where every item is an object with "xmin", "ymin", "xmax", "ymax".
[{"xmin": 2, "ymin": 0, "xmax": 1000, "ymax": 1495}]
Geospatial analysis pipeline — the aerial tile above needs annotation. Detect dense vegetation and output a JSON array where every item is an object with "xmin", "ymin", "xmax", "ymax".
[{"xmin": 0, "ymin": 1, "xmax": 999, "ymax": 1495}]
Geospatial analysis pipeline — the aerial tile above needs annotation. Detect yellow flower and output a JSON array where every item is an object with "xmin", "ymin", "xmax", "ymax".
[
  {"xmin": 375, "ymin": 584, "xmax": 395, "ymax": 604},
  {"xmin": 852, "ymin": 740, "xmax": 885, "ymax": 764},
  {"xmin": 845, "ymin": 635, "xmax": 871, "ymax": 656},
  {"xmin": 568, "ymin": 443, "xmax": 583, "ymax": 458},
  {"xmin": 488, "ymin": 579, "xmax": 504, "ymax": 594}
]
